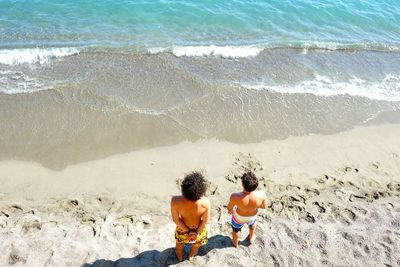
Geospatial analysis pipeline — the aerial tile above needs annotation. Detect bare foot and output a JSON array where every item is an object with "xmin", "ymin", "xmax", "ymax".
[
  {"xmin": 188, "ymin": 244, "xmax": 201, "ymax": 260},
  {"xmin": 249, "ymin": 234, "xmax": 256, "ymax": 244},
  {"xmin": 249, "ymin": 224, "xmax": 256, "ymax": 245}
]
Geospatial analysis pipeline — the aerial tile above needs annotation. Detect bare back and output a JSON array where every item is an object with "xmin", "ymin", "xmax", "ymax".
[
  {"xmin": 228, "ymin": 190, "xmax": 267, "ymax": 217},
  {"xmin": 171, "ymin": 196, "xmax": 210, "ymax": 230}
]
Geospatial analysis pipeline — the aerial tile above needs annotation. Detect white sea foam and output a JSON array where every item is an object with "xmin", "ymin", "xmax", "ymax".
[
  {"xmin": 0, "ymin": 47, "xmax": 80, "ymax": 65},
  {"xmin": 0, "ymin": 82, "xmax": 50, "ymax": 95},
  {"xmin": 0, "ymin": 70, "xmax": 52, "ymax": 94},
  {"xmin": 292, "ymin": 41, "xmax": 400, "ymax": 52},
  {"xmin": 171, "ymin": 45, "xmax": 263, "ymax": 58},
  {"xmin": 147, "ymin": 47, "xmax": 167, "ymax": 54},
  {"xmin": 241, "ymin": 74, "xmax": 400, "ymax": 102},
  {"xmin": 0, "ymin": 85, "xmax": 51, "ymax": 95},
  {"xmin": 149, "ymin": 42, "xmax": 400, "ymax": 59}
]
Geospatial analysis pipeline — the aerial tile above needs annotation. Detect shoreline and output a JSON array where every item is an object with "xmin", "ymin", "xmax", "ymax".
[{"xmin": 1, "ymin": 124, "xmax": 399, "ymax": 202}]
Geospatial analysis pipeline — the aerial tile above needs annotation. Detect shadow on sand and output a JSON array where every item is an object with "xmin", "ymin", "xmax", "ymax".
[{"xmin": 82, "ymin": 235, "xmax": 233, "ymax": 267}]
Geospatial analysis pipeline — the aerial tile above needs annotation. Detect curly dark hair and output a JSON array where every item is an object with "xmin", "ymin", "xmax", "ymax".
[
  {"xmin": 242, "ymin": 171, "xmax": 258, "ymax": 192},
  {"xmin": 181, "ymin": 172, "xmax": 207, "ymax": 201}
]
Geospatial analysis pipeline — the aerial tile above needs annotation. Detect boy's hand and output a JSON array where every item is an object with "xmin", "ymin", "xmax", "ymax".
[{"xmin": 188, "ymin": 231, "xmax": 197, "ymax": 242}]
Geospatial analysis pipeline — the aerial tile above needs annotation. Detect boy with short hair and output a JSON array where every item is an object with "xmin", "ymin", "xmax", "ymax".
[{"xmin": 227, "ymin": 171, "xmax": 267, "ymax": 247}]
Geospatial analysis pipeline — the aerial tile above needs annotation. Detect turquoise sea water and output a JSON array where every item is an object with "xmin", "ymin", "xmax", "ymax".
[
  {"xmin": 0, "ymin": 0, "xmax": 400, "ymax": 101},
  {"xmin": 1, "ymin": 0, "xmax": 399, "ymax": 50}
]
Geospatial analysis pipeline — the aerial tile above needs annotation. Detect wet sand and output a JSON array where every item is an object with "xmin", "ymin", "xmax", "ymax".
[
  {"xmin": 0, "ymin": 125, "xmax": 399, "ymax": 266},
  {"xmin": 2, "ymin": 50, "xmax": 400, "ymax": 171}
]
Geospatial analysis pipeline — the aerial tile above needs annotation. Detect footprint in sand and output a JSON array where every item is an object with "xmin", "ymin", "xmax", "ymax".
[
  {"xmin": 282, "ymin": 224, "xmax": 308, "ymax": 249},
  {"xmin": 340, "ymin": 209, "xmax": 357, "ymax": 221},
  {"xmin": 304, "ymin": 187, "xmax": 320, "ymax": 198},
  {"xmin": 300, "ymin": 212, "xmax": 315, "ymax": 223},
  {"xmin": 316, "ymin": 232, "xmax": 328, "ymax": 256},
  {"xmin": 342, "ymin": 166, "xmax": 360, "ymax": 173},
  {"xmin": 349, "ymin": 193, "xmax": 367, "ymax": 202},
  {"xmin": 316, "ymin": 174, "xmax": 337, "ymax": 185},
  {"xmin": 21, "ymin": 215, "xmax": 42, "ymax": 235},
  {"xmin": 225, "ymin": 152, "xmax": 263, "ymax": 184},
  {"xmin": 333, "ymin": 208, "xmax": 357, "ymax": 225},
  {"xmin": 378, "ymin": 242, "xmax": 392, "ymax": 259},
  {"xmin": 371, "ymin": 161, "xmax": 380, "ymax": 169},
  {"xmin": 387, "ymin": 182, "xmax": 400, "ymax": 192},
  {"xmin": 59, "ymin": 199, "xmax": 80, "ymax": 212},
  {"xmin": 8, "ymin": 250, "xmax": 26, "ymax": 265},
  {"xmin": 207, "ymin": 181, "xmax": 218, "ymax": 196},
  {"xmin": 1, "ymin": 205, "xmax": 24, "ymax": 219},
  {"xmin": 341, "ymin": 232, "xmax": 355, "ymax": 245},
  {"xmin": 269, "ymin": 254, "xmax": 284, "ymax": 267},
  {"xmin": 334, "ymin": 189, "xmax": 349, "ymax": 200},
  {"xmin": 95, "ymin": 195, "xmax": 115, "ymax": 207},
  {"xmin": 0, "ymin": 214, "xmax": 8, "ymax": 229},
  {"xmin": 341, "ymin": 232, "xmax": 366, "ymax": 249},
  {"xmin": 286, "ymin": 184, "xmax": 301, "ymax": 191},
  {"xmin": 269, "ymin": 200, "xmax": 284, "ymax": 213},
  {"xmin": 352, "ymin": 206, "xmax": 368, "ymax": 216},
  {"xmin": 312, "ymin": 202, "xmax": 326, "ymax": 213}
]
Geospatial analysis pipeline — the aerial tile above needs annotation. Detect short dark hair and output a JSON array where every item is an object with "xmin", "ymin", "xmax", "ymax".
[
  {"xmin": 242, "ymin": 172, "xmax": 258, "ymax": 192},
  {"xmin": 181, "ymin": 172, "xmax": 207, "ymax": 201}
]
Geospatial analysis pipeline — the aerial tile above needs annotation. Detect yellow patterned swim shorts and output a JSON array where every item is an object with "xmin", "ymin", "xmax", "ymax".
[{"xmin": 175, "ymin": 227, "xmax": 208, "ymax": 246}]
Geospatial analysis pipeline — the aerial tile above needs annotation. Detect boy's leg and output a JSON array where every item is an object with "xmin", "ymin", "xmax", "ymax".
[
  {"xmin": 232, "ymin": 229, "xmax": 241, "ymax": 247},
  {"xmin": 188, "ymin": 243, "xmax": 201, "ymax": 260},
  {"xmin": 175, "ymin": 242, "xmax": 185, "ymax": 262},
  {"xmin": 248, "ymin": 222, "xmax": 257, "ymax": 244},
  {"xmin": 231, "ymin": 216, "xmax": 243, "ymax": 247}
]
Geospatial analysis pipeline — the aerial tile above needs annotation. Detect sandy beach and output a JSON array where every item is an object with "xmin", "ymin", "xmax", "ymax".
[
  {"xmin": 2, "ymin": 1, "xmax": 400, "ymax": 266},
  {"xmin": 0, "ymin": 124, "xmax": 399, "ymax": 266}
]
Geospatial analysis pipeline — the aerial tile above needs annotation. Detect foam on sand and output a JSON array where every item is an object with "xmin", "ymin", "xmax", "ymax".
[
  {"xmin": 171, "ymin": 45, "xmax": 263, "ymax": 58},
  {"xmin": 241, "ymin": 73, "xmax": 400, "ymax": 101}
]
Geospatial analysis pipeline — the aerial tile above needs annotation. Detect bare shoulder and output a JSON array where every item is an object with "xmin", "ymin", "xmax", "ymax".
[
  {"xmin": 200, "ymin": 196, "xmax": 211, "ymax": 207},
  {"xmin": 230, "ymin": 192, "xmax": 242, "ymax": 200},
  {"xmin": 171, "ymin": 195, "xmax": 184, "ymax": 206},
  {"xmin": 256, "ymin": 190, "xmax": 267, "ymax": 199}
]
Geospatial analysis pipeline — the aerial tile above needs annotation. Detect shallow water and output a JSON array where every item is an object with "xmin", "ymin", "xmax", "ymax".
[{"xmin": 1, "ymin": 50, "xmax": 399, "ymax": 169}]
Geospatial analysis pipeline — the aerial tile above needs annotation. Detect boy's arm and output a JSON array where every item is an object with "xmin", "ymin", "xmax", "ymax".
[
  {"xmin": 259, "ymin": 191, "xmax": 267, "ymax": 209},
  {"xmin": 227, "ymin": 194, "xmax": 236, "ymax": 214},
  {"xmin": 171, "ymin": 197, "xmax": 189, "ymax": 232},
  {"xmin": 196, "ymin": 198, "xmax": 210, "ymax": 234}
]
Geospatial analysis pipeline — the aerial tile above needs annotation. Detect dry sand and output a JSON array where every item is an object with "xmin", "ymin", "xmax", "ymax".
[{"xmin": 0, "ymin": 125, "xmax": 400, "ymax": 266}]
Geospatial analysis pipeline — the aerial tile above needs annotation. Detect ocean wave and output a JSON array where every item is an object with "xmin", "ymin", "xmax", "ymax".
[
  {"xmin": 148, "ymin": 45, "xmax": 263, "ymax": 58},
  {"xmin": 146, "ymin": 42, "xmax": 400, "ymax": 58},
  {"xmin": 240, "ymin": 74, "xmax": 400, "ymax": 102},
  {"xmin": 1, "ymin": 41, "xmax": 397, "ymax": 64},
  {"xmin": 287, "ymin": 41, "xmax": 400, "ymax": 52},
  {"xmin": 0, "ymin": 47, "xmax": 80, "ymax": 65}
]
